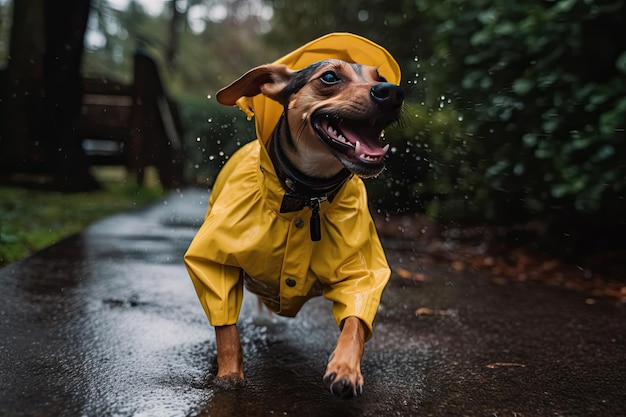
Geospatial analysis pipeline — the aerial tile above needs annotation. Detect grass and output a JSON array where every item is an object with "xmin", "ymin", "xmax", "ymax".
[{"xmin": 0, "ymin": 167, "xmax": 164, "ymax": 267}]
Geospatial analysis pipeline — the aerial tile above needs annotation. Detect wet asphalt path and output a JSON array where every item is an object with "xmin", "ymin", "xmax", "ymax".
[{"xmin": 1, "ymin": 188, "xmax": 625, "ymax": 417}]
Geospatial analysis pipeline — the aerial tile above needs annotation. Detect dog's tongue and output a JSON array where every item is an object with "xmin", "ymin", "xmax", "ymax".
[{"xmin": 339, "ymin": 121, "xmax": 387, "ymax": 157}]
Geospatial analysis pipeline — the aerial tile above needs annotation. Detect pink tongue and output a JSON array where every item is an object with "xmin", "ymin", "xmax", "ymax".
[{"xmin": 339, "ymin": 123, "xmax": 386, "ymax": 157}]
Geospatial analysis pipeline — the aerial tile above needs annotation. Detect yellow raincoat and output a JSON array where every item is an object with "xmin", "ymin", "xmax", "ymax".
[{"xmin": 184, "ymin": 33, "xmax": 401, "ymax": 340}]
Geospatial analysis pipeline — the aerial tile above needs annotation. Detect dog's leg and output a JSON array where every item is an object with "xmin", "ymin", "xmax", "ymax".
[
  {"xmin": 323, "ymin": 316, "xmax": 365, "ymax": 398},
  {"xmin": 215, "ymin": 324, "xmax": 244, "ymax": 381}
]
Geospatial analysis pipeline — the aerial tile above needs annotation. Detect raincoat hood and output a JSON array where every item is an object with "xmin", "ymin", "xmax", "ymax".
[{"xmin": 232, "ymin": 32, "xmax": 402, "ymax": 147}]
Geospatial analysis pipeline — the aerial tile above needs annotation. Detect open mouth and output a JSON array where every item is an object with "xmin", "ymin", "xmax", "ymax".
[{"xmin": 313, "ymin": 114, "xmax": 391, "ymax": 176}]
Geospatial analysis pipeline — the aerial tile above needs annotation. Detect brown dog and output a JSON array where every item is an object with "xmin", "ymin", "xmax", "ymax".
[{"xmin": 185, "ymin": 35, "xmax": 403, "ymax": 399}]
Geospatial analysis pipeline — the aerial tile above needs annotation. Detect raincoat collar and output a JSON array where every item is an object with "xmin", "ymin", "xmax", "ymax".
[{"xmin": 233, "ymin": 32, "xmax": 402, "ymax": 147}]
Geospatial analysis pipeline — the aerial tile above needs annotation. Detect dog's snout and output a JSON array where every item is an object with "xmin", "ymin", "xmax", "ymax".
[{"xmin": 370, "ymin": 83, "xmax": 404, "ymax": 109}]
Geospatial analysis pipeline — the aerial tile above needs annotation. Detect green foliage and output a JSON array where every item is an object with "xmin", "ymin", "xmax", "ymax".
[
  {"xmin": 179, "ymin": 94, "xmax": 255, "ymax": 185},
  {"xmin": 367, "ymin": 104, "xmax": 466, "ymax": 215},
  {"xmin": 0, "ymin": 0, "xmax": 11, "ymax": 65},
  {"xmin": 265, "ymin": 0, "xmax": 423, "ymax": 68},
  {"xmin": 410, "ymin": 0, "xmax": 626, "ymax": 222},
  {"xmin": 0, "ymin": 181, "xmax": 163, "ymax": 266},
  {"xmin": 84, "ymin": 0, "xmax": 278, "ymax": 93}
]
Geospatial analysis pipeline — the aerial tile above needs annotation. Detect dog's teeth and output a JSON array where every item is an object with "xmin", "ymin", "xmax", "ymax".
[
  {"xmin": 382, "ymin": 144, "xmax": 390, "ymax": 153},
  {"xmin": 359, "ymin": 154, "xmax": 379, "ymax": 162},
  {"xmin": 355, "ymin": 140, "xmax": 362, "ymax": 154}
]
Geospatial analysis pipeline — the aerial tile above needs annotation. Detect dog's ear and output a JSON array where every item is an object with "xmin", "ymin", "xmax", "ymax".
[{"xmin": 216, "ymin": 64, "xmax": 295, "ymax": 106}]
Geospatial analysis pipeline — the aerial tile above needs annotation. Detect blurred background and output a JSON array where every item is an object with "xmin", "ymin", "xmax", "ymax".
[{"xmin": 0, "ymin": 0, "xmax": 625, "ymax": 278}]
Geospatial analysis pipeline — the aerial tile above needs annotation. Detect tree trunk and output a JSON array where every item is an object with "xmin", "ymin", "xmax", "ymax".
[
  {"xmin": 0, "ymin": 0, "xmax": 97, "ymax": 190},
  {"xmin": 166, "ymin": 0, "xmax": 183, "ymax": 71},
  {"xmin": 0, "ymin": 0, "xmax": 46, "ymax": 172},
  {"xmin": 39, "ymin": 0, "xmax": 98, "ymax": 190}
]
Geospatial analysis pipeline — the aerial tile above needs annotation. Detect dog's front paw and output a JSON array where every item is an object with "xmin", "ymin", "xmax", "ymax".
[
  {"xmin": 323, "ymin": 361, "xmax": 364, "ymax": 399},
  {"xmin": 213, "ymin": 373, "xmax": 246, "ymax": 389}
]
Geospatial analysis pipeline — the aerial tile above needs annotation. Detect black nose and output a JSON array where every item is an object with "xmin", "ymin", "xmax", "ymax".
[{"xmin": 370, "ymin": 83, "xmax": 404, "ymax": 109}]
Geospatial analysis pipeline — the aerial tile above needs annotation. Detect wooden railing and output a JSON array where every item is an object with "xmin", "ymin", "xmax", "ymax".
[{"xmin": 80, "ymin": 50, "xmax": 185, "ymax": 188}]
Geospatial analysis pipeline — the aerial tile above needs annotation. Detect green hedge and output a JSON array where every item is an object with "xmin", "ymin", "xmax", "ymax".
[{"xmin": 405, "ymin": 0, "xmax": 626, "ymax": 222}]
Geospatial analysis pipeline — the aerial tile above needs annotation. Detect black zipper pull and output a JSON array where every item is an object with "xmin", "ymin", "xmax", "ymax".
[{"xmin": 309, "ymin": 198, "xmax": 321, "ymax": 241}]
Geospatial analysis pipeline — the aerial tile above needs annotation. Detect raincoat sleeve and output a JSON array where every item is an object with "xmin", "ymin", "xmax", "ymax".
[
  {"xmin": 185, "ymin": 247, "xmax": 244, "ymax": 327},
  {"xmin": 183, "ymin": 143, "xmax": 257, "ymax": 327},
  {"xmin": 321, "ymin": 225, "xmax": 390, "ymax": 341},
  {"xmin": 318, "ymin": 180, "xmax": 391, "ymax": 341},
  {"xmin": 184, "ymin": 180, "xmax": 245, "ymax": 327}
]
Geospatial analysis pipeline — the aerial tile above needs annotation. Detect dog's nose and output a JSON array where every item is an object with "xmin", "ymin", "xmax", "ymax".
[{"xmin": 370, "ymin": 83, "xmax": 404, "ymax": 109}]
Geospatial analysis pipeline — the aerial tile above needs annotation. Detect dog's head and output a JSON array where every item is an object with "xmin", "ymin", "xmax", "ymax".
[{"xmin": 217, "ymin": 59, "xmax": 404, "ymax": 178}]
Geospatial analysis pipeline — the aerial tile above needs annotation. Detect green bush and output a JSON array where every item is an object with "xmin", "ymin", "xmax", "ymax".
[
  {"xmin": 178, "ymin": 94, "xmax": 255, "ymax": 186},
  {"xmin": 410, "ymin": 0, "xmax": 626, "ymax": 222},
  {"xmin": 367, "ymin": 103, "xmax": 467, "ymax": 217}
]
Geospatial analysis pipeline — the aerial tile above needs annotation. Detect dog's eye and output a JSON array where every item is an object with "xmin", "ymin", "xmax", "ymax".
[{"xmin": 319, "ymin": 71, "xmax": 340, "ymax": 85}]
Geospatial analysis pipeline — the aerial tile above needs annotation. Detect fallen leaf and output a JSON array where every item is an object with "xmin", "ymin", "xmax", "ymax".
[
  {"xmin": 451, "ymin": 260, "xmax": 465, "ymax": 271},
  {"xmin": 415, "ymin": 307, "xmax": 450, "ymax": 316},
  {"xmin": 395, "ymin": 267, "xmax": 412, "ymax": 279},
  {"xmin": 541, "ymin": 259, "xmax": 560, "ymax": 271},
  {"xmin": 492, "ymin": 277, "xmax": 507, "ymax": 285},
  {"xmin": 395, "ymin": 267, "xmax": 427, "ymax": 281}
]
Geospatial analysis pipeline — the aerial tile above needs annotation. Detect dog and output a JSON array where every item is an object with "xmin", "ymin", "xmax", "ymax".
[{"xmin": 185, "ymin": 33, "xmax": 404, "ymax": 399}]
